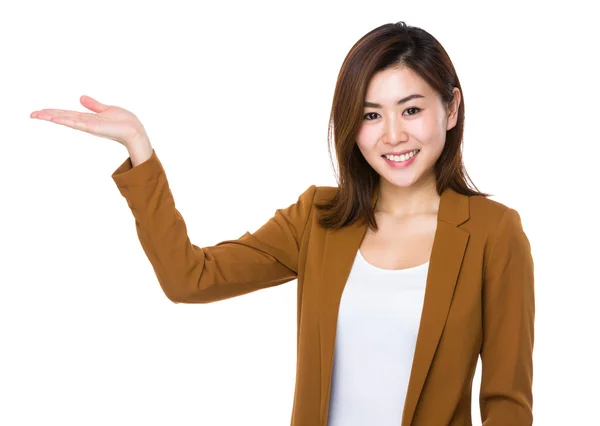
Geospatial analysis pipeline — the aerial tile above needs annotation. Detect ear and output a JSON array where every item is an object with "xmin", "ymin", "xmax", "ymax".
[{"xmin": 446, "ymin": 87, "xmax": 461, "ymax": 131}]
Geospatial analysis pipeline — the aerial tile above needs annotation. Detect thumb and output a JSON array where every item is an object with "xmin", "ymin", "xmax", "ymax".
[{"xmin": 79, "ymin": 95, "xmax": 110, "ymax": 113}]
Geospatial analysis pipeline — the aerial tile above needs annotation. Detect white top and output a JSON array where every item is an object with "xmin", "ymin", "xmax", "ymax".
[{"xmin": 326, "ymin": 249, "xmax": 429, "ymax": 426}]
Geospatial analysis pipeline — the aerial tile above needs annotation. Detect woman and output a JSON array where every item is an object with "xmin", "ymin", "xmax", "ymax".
[{"xmin": 30, "ymin": 21, "xmax": 534, "ymax": 426}]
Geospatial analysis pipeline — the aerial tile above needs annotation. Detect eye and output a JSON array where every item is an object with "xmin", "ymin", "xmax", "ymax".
[
  {"xmin": 363, "ymin": 107, "xmax": 421, "ymax": 121},
  {"xmin": 403, "ymin": 107, "xmax": 421, "ymax": 116}
]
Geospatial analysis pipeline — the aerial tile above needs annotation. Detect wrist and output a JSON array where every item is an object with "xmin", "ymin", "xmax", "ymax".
[{"xmin": 127, "ymin": 139, "xmax": 153, "ymax": 167}]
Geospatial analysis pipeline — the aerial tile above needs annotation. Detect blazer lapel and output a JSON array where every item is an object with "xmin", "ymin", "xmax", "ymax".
[{"xmin": 318, "ymin": 183, "xmax": 471, "ymax": 426}]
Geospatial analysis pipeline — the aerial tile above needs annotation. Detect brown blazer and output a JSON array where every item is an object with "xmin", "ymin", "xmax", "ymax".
[{"xmin": 111, "ymin": 149, "xmax": 535, "ymax": 426}]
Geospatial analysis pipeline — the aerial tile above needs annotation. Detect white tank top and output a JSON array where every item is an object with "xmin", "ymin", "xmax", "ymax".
[{"xmin": 326, "ymin": 249, "xmax": 429, "ymax": 426}]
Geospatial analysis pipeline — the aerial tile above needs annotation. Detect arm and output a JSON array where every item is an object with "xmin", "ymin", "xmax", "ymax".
[
  {"xmin": 480, "ymin": 208, "xmax": 535, "ymax": 425},
  {"xmin": 111, "ymin": 149, "xmax": 316, "ymax": 303}
]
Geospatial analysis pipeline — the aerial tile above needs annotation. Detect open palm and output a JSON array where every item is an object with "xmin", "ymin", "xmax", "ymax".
[{"xmin": 30, "ymin": 95, "xmax": 148, "ymax": 147}]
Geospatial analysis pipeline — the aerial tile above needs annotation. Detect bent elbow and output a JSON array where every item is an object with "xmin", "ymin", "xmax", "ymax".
[{"xmin": 161, "ymin": 284, "xmax": 213, "ymax": 304}]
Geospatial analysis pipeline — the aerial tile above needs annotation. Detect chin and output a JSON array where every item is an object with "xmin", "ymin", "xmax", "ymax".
[
  {"xmin": 376, "ymin": 170, "xmax": 418, "ymax": 187},
  {"xmin": 386, "ymin": 176, "xmax": 418, "ymax": 188}
]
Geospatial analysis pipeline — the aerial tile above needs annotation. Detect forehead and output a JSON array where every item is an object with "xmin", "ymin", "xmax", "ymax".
[{"xmin": 365, "ymin": 66, "xmax": 434, "ymax": 99}]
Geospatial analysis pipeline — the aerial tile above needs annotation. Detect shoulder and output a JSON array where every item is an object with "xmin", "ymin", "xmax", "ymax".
[
  {"xmin": 467, "ymin": 193, "xmax": 524, "ymax": 230},
  {"xmin": 467, "ymin": 194, "xmax": 531, "ymax": 256},
  {"xmin": 313, "ymin": 185, "xmax": 338, "ymax": 202},
  {"xmin": 304, "ymin": 187, "xmax": 527, "ymax": 236},
  {"xmin": 290, "ymin": 185, "xmax": 337, "ymax": 217},
  {"xmin": 294, "ymin": 185, "xmax": 338, "ymax": 205}
]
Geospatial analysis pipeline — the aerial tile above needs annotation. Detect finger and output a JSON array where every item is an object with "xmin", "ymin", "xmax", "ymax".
[
  {"xmin": 32, "ymin": 110, "xmax": 88, "ymax": 122},
  {"xmin": 32, "ymin": 108, "xmax": 71, "ymax": 117},
  {"xmin": 80, "ymin": 95, "xmax": 110, "ymax": 113},
  {"xmin": 31, "ymin": 109, "xmax": 70, "ymax": 119}
]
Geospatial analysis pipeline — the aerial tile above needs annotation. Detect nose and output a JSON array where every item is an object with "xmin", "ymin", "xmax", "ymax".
[{"xmin": 382, "ymin": 114, "xmax": 408, "ymax": 145}]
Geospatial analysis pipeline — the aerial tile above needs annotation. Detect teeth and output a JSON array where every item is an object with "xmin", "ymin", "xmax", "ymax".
[{"xmin": 384, "ymin": 149, "xmax": 419, "ymax": 162}]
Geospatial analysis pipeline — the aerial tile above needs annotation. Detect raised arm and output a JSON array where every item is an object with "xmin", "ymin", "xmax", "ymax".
[
  {"xmin": 30, "ymin": 96, "xmax": 316, "ymax": 303},
  {"xmin": 480, "ymin": 208, "xmax": 535, "ymax": 425},
  {"xmin": 112, "ymin": 149, "xmax": 317, "ymax": 303}
]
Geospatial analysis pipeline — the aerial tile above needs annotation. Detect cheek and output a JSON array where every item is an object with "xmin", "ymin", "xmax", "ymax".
[
  {"xmin": 355, "ymin": 124, "xmax": 370, "ymax": 141},
  {"xmin": 413, "ymin": 116, "xmax": 439, "ymax": 141},
  {"xmin": 414, "ymin": 118, "xmax": 447, "ymax": 153},
  {"xmin": 355, "ymin": 123, "xmax": 379, "ymax": 149}
]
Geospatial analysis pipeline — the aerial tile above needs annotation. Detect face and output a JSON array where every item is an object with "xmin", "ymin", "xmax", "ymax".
[{"xmin": 356, "ymin": 65, "xmax": 460, "ymax": 190}]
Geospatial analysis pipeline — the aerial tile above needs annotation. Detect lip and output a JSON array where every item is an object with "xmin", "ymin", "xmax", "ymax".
[
  {"xmin": 382, "ymin": 149, "xmax": 420, "ymax": 156},
  {"xmin": 382, "ymin": 149, "xmax": 420, "ymax": 168}
]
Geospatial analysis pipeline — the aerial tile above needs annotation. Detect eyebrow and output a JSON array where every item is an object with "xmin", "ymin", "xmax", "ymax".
[{"xmin": 364, "ymin": 94, "xmax": 425, "ymax": 108}]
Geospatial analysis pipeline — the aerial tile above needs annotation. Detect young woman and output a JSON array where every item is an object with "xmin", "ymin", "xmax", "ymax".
[{"xmin": 30, "ymin": 21, "xmax": 534, "ymax": 426}]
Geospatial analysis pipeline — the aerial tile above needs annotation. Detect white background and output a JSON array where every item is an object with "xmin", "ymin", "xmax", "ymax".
[{"xmin": 1, "ymin": 1, "xmax": 598, "ymax": 425}]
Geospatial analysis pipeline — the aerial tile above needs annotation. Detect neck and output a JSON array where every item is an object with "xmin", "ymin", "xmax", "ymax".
[{"xmin": 374, "ymin": 175, "xmax": 440, "ymax": 218}]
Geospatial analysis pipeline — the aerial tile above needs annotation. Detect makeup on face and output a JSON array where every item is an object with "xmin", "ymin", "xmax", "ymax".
[{"xmin": 381, "ymin": 149, "xmax": 420, "ymax": 168}]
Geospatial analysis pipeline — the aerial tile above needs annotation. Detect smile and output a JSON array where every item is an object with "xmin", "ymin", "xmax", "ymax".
[{"xmin": 382, "ymin": 149, "xmax": 420, "ymax": 168}]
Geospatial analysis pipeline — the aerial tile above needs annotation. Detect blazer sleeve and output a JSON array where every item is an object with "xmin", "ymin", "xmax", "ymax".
[
  {"xmin": 111, "ymin": 149, "xmax": 317, "ymax": 304},
  {"xmin": 479, "ymin": 207, "xmax": 535, "ymax": 425}
]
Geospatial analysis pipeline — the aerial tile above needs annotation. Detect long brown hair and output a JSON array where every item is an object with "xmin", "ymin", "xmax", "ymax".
[{"xmin": 315, "ymin": 21, "xmax": 490, "ymax": 231}]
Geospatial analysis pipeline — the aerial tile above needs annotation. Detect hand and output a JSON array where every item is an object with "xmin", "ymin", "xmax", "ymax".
[{"xmin": 30, "ymin": 95, "xmax": 150, "ymax": 149}]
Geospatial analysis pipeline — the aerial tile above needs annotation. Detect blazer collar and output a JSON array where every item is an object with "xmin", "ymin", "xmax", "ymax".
[{"xmin": 319, "ymin": 184, "xmax": 471, "ymax": 426}]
